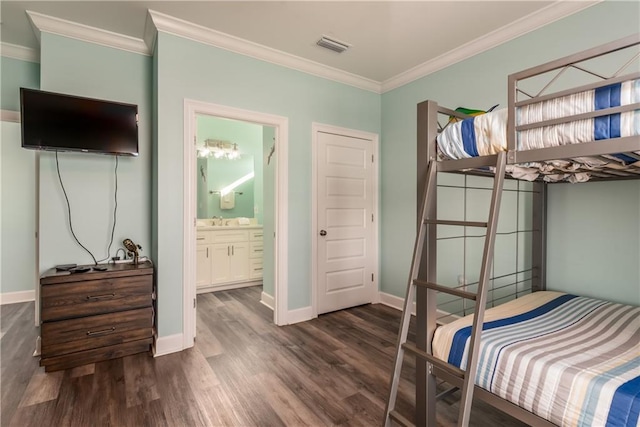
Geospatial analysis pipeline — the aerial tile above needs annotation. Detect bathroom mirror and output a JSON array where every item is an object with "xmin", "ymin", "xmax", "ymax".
[{"xmin": 197, "ymin": 155, "xmax": 255, "ymax": 219}]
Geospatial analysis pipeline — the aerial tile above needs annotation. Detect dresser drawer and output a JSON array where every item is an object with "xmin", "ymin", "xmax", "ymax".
[
  {"xmin": 40, "ymin": 307, "xmax": 153, "ymax": 358},
  {"xmin": 211, "ymin": 230, "xmax": 249, "ymax": 243},
  {"xmin": 249, "ymin": 258, "xmax": 263, "ymax": 279},
  {"xmin": 249, "ymin": 230, "xmax": 264, "ymax": 241},
  {"xmin": 196, "ymin": 231, "xmax": 213, "ymax": 244},
  {"xmin": 41, "ymin": 275, "xmax": 152, "ymax": 322},
  {"xmin": 249, "ymin": 241, "xmax": 264, "ymax": 258}
]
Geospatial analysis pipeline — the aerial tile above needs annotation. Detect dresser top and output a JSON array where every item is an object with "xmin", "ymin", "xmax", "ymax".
[{"xmin": 41, "ymin": 261, "xmax": 153, "ymax": 284}]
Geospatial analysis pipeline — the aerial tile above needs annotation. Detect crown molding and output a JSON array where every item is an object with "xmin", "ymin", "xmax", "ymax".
[
  {"xmin": 381, "ymin": 0, "xmax": 602, "ymax": 93},
  {"xmin": 0, "ymin": 42, "xmax": 39, "ymax": 63},
  {"xmin": 146, "ymin": 10, "xmax": 381, "ymax": 94},
  {"xmin": 143, "ymin": 11, "xmax": 158, "ymax": 54},
  {"xmin": 26, "ymin": 10, "xmax": 150, "ymax": 56}
]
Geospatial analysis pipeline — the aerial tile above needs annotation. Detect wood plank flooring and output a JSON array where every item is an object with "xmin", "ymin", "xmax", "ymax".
[{"xmin": 1, "ymin": 286, "xmax": 527, "ymax": 426}]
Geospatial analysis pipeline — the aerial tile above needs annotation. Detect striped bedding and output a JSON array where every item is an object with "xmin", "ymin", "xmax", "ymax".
[
  {"xmin": 436, "ymin": 79, "xmax": 640, "ymax": 182},
  {"xmin": 432, "ymin": 292, "xmax": 640, "ymax": 426}
]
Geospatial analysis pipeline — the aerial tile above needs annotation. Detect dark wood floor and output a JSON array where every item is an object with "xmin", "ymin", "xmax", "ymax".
[{"xmin": 1, "ymin": 286, "xmax": 526, "ymax": 426}]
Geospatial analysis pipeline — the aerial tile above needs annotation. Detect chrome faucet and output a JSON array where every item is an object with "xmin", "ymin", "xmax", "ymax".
[{"xmin": 211, "ymin": 216, "xmax": 223, "ymax": 226}]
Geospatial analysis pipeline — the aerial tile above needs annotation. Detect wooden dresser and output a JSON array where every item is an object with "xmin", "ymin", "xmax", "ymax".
[{"xmin": 39, "ymin": 262, "xmax": 155, "ymax": 372}]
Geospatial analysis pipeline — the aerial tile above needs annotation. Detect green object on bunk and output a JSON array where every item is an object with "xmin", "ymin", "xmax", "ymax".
[{"xmin": 449, "ymin": 104, "xmax": 499, "ymax": 123}]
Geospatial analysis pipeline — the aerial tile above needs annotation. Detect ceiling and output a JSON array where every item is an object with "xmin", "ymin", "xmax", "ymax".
[{"xmin": 1, "ymin": 1, "xmax": 595, "ymax": 83}]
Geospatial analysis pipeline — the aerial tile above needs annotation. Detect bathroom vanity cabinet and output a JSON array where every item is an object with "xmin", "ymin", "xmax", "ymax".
[{"xmin": 196, "ymin": 227, "xmax": 263, "ymax": 293}]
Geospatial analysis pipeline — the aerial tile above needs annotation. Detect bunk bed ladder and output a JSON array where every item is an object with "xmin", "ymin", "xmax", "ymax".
[{"xmin": 384, "ymin": 151, "xmax": 507, "ymax": 427}]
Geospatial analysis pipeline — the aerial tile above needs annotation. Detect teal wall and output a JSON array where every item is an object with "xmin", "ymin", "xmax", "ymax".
[
  {"xmin": 1, "ymin": 56, "xmax": 39, "ymax": 295},
  {"xmin": 1, "ymin": 56, "xmax": 40, "ymax": 111},
  {"xmin": 547, "ymin": 181, "xmax": 639, "ymax": 303},
  {"xmin": 380, "ymin": 1, "xmax": 640, "ymax": 305},
  {"xmin": 0, "ymin": 122, "xmax": 37, "ymax": 294},
  {"xmin": 196, "ymin": 116, "xmax": 263, "ymax": 221},
  {"xmin": 38, "ymin": 34, "xmax": 152, "ymax": 273},
  {"xmin": 155, "ymin": 31, "xmax": 381, "ymax": 335}
]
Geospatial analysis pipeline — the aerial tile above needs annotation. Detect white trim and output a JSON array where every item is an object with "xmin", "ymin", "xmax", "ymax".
[
  {"xmin": 143, "ymin": 11, "xmax": 158, "ymax": 54},
  {"xmin": 0, "ymin": 110, "xmax": 20, "ymax": 123},
  {"xmin": 0, "ymin": 290, "xmax": 36, "ymax": 305},
  {"xmin": 380, "ymin": 0, "xmax": 601, "ymax": 92},
  {"xmin": 196, "ymin": 281, "xmax": 262, "ymax": 294},
  {"xmin": 183, "ymin": 101, "xmax": 198, "ymax": 350},
  {"xmin": 261, "ymin": 292, "xmax": 275, "ymax": 311},
  {"xmin": 311, "ymin": 123, "xmax": 379, "ymax": 317},
  {"xmin": 0, "ymin": 42, "xmax": 39, "ymax": 63},
  {"xmin": 153, "ymin": 333, "xmax": 184, "ymax": 357},
  {"xmin": 146, "ymin": 9, "xmax": 380, "ymax": 94},
  {"xmin": 184, "ymin": 100, "xmax": 289, "ymax": 348},
  {"xmin": 286, "ymin": 306, "xmax": 315, "ymax": 325},
  {"xmin": 378, "ymin": 291, "xmax": 459, "ymax": 322},
  {"xmin": 26, "ymin": 11, "xmax": 150, "ymax": 56},
  {"xmin": 379, "ymin": 291, "xmax": 416, "ymax": 316}
]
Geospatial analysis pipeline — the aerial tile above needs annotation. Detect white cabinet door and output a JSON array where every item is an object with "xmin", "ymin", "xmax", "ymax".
[
  {"xmin": 229, "ymin": 243, "xmax": 249, "ymax": 282},
  {"xmin": 196, "ymin": 245, "xmax": 212, "ymax": 287},
  {"xmin": 211, "ymin": 243, "xmax": 232, "ymax": 284}
]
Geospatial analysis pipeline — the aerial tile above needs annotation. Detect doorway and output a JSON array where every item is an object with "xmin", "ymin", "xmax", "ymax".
[
  {"xmin": 312, "ymin": 123, "xmax": 379, "ymax": 316},
  {"xmin": 184, "ymin": 100, "xmax": 289, "ymax": 348}
]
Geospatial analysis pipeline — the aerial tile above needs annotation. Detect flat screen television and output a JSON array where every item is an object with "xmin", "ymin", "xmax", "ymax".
[{"xmin": 20, "ymin": 88, "xmax": 139, "ymax": 156}]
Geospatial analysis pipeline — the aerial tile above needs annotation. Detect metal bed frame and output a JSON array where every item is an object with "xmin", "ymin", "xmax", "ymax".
[{"xmin": 386, "ymin": 34, "xmax": 640, "ymax": 426}]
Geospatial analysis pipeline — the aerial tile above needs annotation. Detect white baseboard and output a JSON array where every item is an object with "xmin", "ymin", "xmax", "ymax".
[
  {"xmin": 286, "ymin": 305, "xmax": 315, "ymax": 325},
  {"xmin": 379, "ymin": 291, "xmax": 416, "ymax": 315},
  {"xmin": 260, "ymin": 292, "xmax": 274, "ymax": 310},
  {"xmin": 196, "ymin": 280, "xmax": 262, "ymax": 294},
  {"xmin": 154, "ymin": 333, "xmax": 184, "ymax": 357},
  {"xmin": 378, "ymin": 291, "xmax": 459, "ymax": 322},
  {"xmin": 0, "ymin": 290, "xmax": 35, "ymax": 305}
]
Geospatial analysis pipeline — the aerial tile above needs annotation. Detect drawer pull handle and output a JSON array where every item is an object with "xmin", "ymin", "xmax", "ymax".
[
  {"xmin": 254, "ymin": 234, "xmax": 263, "ymax": 238},
  {"xmin": 86, "ymin": 293, "xmax": 116, "ymax": 301},
  {"xmin": 197, "ymin": 237, "xmax": 205, "ymax": 240},
  {"xmin": 87, "ymin": 327, "xmax": 116, "ymax": 337},
  {"xmin": 254, "ymin": 249, "xmax": 263, "ymax": 252},
  {"xmin": 254, "ymin": 268, "xmax": 263, "ymax": 271}
]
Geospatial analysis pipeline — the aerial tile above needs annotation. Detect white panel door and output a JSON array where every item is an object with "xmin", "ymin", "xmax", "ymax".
[{"xmin": 317, "ymin": 131, "xmax": 375, "ymax": 314}]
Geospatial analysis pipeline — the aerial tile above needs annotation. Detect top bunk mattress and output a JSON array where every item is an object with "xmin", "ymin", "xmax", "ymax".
[
  {"xmin": 436, "ymin": 80, "xmax": 640, "ymax": 182},
  {"xmin": 433, "ymin": 291, "xmax": 640, "ymax": 427}
]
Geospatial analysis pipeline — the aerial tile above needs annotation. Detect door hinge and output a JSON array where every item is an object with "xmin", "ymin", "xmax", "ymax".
[
  {"xmin": 193, "ymin": 135, "xmax": 196, "ymax": 144},
  {"xmin": 194, "ymin": 217, "xmax": 196, "ymax": 227},
  {"xmin": 372, "ymin": 213, "xmax": 374, "ymax": 222},
  {"xmin": 371, "ymin": 273, "xmax": 374, "ymax": 282},
  {"xmin": 371, "ymin": 154, "xmax": 374, "ymax": 163},
  {"xmin": 193, "ymin": 298, "xmax": 196, "ymax": 308}
]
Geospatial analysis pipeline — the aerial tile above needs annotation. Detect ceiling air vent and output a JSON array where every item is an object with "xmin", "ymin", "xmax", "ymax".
[{"xmin": 316, "ymin": 36, "xmax": 351, "ymax": 53}]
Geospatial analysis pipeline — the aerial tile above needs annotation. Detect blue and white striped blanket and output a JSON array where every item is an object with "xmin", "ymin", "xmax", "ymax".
[
  {"xmin": 433, "ymin": 292, "xmax": 640, "ymax": 426},
  {"xmin": 437, "ymin": 80, "xmax": 640, "ymax": 167}
]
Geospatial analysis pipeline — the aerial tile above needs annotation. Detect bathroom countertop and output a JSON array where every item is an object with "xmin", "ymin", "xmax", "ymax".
[{"xmin": 197, "ymin": 225, "xmax": 263, "ymax": 231}]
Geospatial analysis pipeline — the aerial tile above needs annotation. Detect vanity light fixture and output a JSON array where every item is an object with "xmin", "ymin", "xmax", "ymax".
[{"xmin": 198, "ymin": 139, "xmax": 241, "ymax": 160}]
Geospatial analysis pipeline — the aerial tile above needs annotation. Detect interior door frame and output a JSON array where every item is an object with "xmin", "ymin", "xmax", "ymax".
[
  {"xmin": 311, "ymin": 123, "xmax": 380, "ymax": 317},
  {"xmin": 183, "ymin": 100, "xmax": 289, "ymax": 348}
]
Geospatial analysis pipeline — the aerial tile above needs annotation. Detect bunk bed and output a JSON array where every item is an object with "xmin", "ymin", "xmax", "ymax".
[{"xmin": 385, "ymin": 34, "xmax": 640, "ymax": 427}]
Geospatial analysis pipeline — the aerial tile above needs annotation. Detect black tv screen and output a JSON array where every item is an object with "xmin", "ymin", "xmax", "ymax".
[{"xmin": 20, "ymin": 88, "xmax": 139, "ymax": 156}]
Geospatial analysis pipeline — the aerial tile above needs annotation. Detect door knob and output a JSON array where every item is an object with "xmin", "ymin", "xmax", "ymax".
[{"xmin": 319, "ymin": 230, "xmax": 327, "ymax": 236}]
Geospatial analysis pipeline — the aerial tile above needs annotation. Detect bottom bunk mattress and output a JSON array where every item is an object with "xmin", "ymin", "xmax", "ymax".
[{"xmin": 432, "ymin": 291, "xmax": 640, "ymax": 426}]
